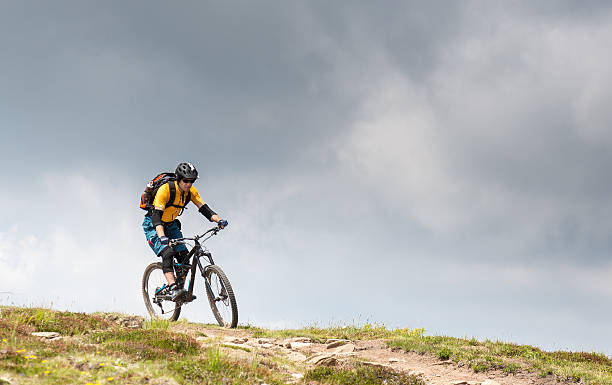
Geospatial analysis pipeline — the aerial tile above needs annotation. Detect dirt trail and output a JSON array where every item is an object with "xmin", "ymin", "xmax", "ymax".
[{"xmin": 171, "ymin": 323, "xmax": 570, "ymax": 385}]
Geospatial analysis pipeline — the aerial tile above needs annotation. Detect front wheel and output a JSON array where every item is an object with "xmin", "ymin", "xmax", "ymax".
[
  {"xmin": 142, "ymin": 262, "xmax": 181, "ymax": 321},
  {"xmin": 204, "ymin": 265, "xmax": 238, "ymax": 328}
]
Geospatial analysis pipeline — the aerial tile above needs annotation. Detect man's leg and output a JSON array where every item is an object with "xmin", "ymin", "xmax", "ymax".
[
  {"xmin": 159, "ymin": 246, "xmax": 178, "ymax": 285},
  {"xmin": 144, "ymin": 217, "xmax": 178, "ymax": 286},
  {"xmin": 144, "ymin": 217, "xmax": 185, "ymax": 300},
  {"xmin": 164, "ymin": 220, "xmax": 188, "ymax": 273},
  {"xmin": 165, "ymin": 272, "xmax": 176, "ymax": 285},
  {"xmin": 164, "ymin": 221, "xmax": 189, "ymax": 299}
]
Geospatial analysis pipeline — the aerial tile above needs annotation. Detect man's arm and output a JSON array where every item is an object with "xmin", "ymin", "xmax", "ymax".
[
  {"xmin": 152, "ymin": 209, "xmax": 166, "ymax": 238},
  {"xmin": 152, "ymin": 184, "xmax": 171, "ymax": 238},
  {"xmin": 156, "ymin": 224, "xmax": 165, "ymax": 238},
  {"xmin": 196, "ymin": 202, "xmax": 222, "ymax": 223}
]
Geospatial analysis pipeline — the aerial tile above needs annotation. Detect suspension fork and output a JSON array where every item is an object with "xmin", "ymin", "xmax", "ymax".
[
  {"xmin": 197, "ymin": 251, "xmax": 227, "ymax": 301},
  {"xmin": 197, "ymin": 253, "xmax": 215, "ymax": 300}
]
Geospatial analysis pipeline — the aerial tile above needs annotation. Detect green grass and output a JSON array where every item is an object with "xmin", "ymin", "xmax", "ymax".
[
  {"xmin": 143, "ymin": 317, "xmax": 171, "ymax": 331},
  {"xmin": 0, "ymin": 306, "xmax": 286, "ymax": 385},
  {"xmin": 3, "ymin": 306, "xmax": 612, "ymax": 385},
  {"xmin": 388, "ymin": 333, "xmax": 612, "ymax": 384},
  {"xmin": 89, "ymin": 329, "xmax": 201, "ymax": 360},
  {"xmin": 168, "ymin": 355, "xmax": 285, "ymax": 385},
  {"xmin": 244, "ymin": 322, "xmax": 424, "ymax": 342},
  {"xmin": 207, "ymin": 345, "xmax": 222, "ymax": 372},
  {"xmin": 0, "ymin": 306, "xmax": 113, "ymax": 336},
  {"xmin": 220, "ymin": 343, "xmax": 252, "ymax": 352},
  {"xmin": 244, "ymin": 321, "xmax": 612, "ymax": 385},
  {"xmin": 305, "ymin": 363, "xmax": 425, "ymax": 385}
]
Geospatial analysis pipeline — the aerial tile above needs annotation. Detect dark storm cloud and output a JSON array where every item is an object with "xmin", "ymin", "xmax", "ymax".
[
  {"xmin": 4, "ymin": 0, "xmax": 611, "ymax": 263},
  {"xmin": 0, "ymin": 1, "xmax": 469, "ymax": 176},
  {"xmin": 3, "ymin": 0, "xmax": 612, "ymax": 249},
  {"xmin": 3, "ymin": 1, "xmax": 612, "ymax": 354},
  {"xmin": 1, "ymin": 2, "xmax": 334, "ymax": 172}
]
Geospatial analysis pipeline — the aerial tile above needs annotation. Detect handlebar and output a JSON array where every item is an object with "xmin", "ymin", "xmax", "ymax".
[{"xmin": 169, "ymin": 225, "xmax": 224, "ymax": 246}]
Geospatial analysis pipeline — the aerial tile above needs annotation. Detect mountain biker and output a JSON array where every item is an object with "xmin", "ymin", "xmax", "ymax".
[{"xmin": 142, "ymin": 162, "xmax": 228, "ymax": 301}]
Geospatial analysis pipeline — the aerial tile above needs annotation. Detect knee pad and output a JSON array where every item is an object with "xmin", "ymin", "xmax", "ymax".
[
  {"xmin": 159, "ymin": 246, "xmax": 177, "ymax": 274},
  {"xmin": 177, "ymin": 250, "xmax": 189, "ymax": 264}
]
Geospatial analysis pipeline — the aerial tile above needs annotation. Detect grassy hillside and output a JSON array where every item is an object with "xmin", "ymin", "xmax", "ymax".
[
  {"xmin": 248, "ymin": 324, "xmax": 612, "ymax": 384},
  {"xmin": 0, "ymin": 306, "xmax": 282, "ymax": 385},
  {"xmin": 1, "ymin": 306, "xmax": 610, "ymax": 385}
]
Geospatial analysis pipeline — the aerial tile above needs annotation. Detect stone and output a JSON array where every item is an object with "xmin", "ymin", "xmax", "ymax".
[
  {"xmin": 31, "ymin": 332, "xmax": 60, "ymax": 339},
  {"xmin": 286, "ymin": 351, "xmax": 307, "ymax": 362},
  {"xmin": 482, "ymin": 381, "xmax": 500, "ymax": 385},
  {"xmin": 388, "ymin": 358, "xmax": 400, "ymax": 363},
  {"xmin": 408, "ymin": 370, "xmax": 425, "ymax": 377},
  {"xmin": 221, "ymin": 342, "xmax": 249, "ymax": 350},
  {"xmin": 326, "ymin": 340, "xmax": 350, "ymax": 349},
  {"xmin": 291, "ymin": 373, "xmax": 304, "ymax": 379},
  {"xmin": 223, "ymin": 336, "xmax": 248, "ymax": 344},
  {"xmin": 328, "ymin": 343, "xmax": 355, "ymax": 354},
  {"xmin": 315, "ymin": 356, "xmax": 338, "ymax": 366},
  {"xmin": 450, "ymin": 381, "xmax": 468, "ymax": 385},
  {"xmin": 434, "ymin": 360, "xmax": 455, "ymax": 365},
  {"xmin": 289, "ymin": 342, "xmax": 312, "ymax": 350},
  {"xmin": 286, "ymin": 337, "xmax": 312, "ymax": 343},
  {"xmin": 305, "ymin": 353, "xmax": 336, "ymax": 365},
  {"xmin": 360, "ymin": 361, "xmax": 392, "ymax": 370}
]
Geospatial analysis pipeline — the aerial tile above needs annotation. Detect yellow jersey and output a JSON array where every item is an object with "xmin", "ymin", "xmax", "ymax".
[{"xmin": 152, "ymin": 181, "xmax": 204, "ymax": 223}]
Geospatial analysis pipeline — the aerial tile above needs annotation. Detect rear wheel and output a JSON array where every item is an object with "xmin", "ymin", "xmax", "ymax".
[
  {"xmin": 204, "ymin": 265, "xmax": 238, "ymax": 328},
  {"xmin": 142, "ymin": 262, "xmax": 181, "ymax": 321}
]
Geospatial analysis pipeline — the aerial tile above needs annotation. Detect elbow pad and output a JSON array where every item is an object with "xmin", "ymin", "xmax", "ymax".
[
  {"xmin": 151, "ymin": 209, "xmax": 163, "ymax": 227},
  {"xmin": 199, "ymin": 204, "xmax": 217, "ymax": 221}
]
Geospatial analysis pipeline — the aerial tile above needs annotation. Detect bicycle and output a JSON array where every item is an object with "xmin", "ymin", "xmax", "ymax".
[{"xmin": 142, "ymin": 225, "xmax": 238, "ymax": 328}]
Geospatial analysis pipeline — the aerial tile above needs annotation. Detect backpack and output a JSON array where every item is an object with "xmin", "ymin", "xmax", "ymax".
[{"xmin": 140, "ymin": 172, "xmax": 191, "ymax": 215}]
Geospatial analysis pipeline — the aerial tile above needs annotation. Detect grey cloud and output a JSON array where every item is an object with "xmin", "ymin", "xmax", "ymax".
[
  {"xmin": 1, "ymin": 1, "xmax": 471, "ymax": 176},
  {"xmin": 2, "ymin": 1, "xmax": 612, "ymax": 355}
]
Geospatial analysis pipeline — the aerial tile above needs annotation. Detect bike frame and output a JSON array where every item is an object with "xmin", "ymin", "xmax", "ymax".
[{"xmin": 170, "ymin": 226, "xmax": 225, "ymax": 304}]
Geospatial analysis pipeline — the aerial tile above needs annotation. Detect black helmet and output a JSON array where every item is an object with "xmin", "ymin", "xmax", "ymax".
[{"xmin": 175, "ymin": 162, "xmax": 198, "ymax": 181}]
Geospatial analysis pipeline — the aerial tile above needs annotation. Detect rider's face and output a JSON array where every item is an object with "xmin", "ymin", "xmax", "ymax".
[{"xmin": 178, "ymin": 179, "xmax": 194, "ymax": 192}]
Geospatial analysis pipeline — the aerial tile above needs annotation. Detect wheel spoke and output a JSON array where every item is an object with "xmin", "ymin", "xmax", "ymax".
[
  {"xmin": 205, "ymin": 265, "xmax": 238, "ymax": 328},
  {"xmin": 143, "ymin": 263, "xmax": 180, "ymax": 321}
]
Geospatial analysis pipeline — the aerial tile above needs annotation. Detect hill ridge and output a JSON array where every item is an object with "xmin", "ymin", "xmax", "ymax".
[{"xmin": 1, "ymin": 306, "xmax": 610, "ymax": 385}]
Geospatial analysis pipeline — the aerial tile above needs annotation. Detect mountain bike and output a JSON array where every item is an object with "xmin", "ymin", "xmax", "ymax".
[{"xmin": 142, "ymin": 225, "xmax": 238, "ymax": 328}]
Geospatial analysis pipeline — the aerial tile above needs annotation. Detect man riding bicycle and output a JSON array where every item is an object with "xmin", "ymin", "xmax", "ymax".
[{"xmin": 142, "ymin": 162, "xmax": 228, "ymax": 301}]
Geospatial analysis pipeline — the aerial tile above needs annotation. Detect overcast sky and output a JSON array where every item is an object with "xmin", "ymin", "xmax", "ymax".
[{"xmin": 1, "ymin": 1, "xmax": 612, "ymax": 355}]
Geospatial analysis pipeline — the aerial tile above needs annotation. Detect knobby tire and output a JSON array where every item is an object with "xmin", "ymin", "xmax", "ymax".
[
  {"xmin": 205, "ymin": 265, "xmax": 238, "ymax": 328},
  {"xmin": 142, "ymin": 262, "xmax": 181, "ymax": 321}
]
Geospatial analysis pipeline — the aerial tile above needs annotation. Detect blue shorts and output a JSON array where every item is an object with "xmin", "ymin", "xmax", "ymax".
[{"xmin": 142, "ymin": 216, "xmax": 188, "ymax": 256}]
